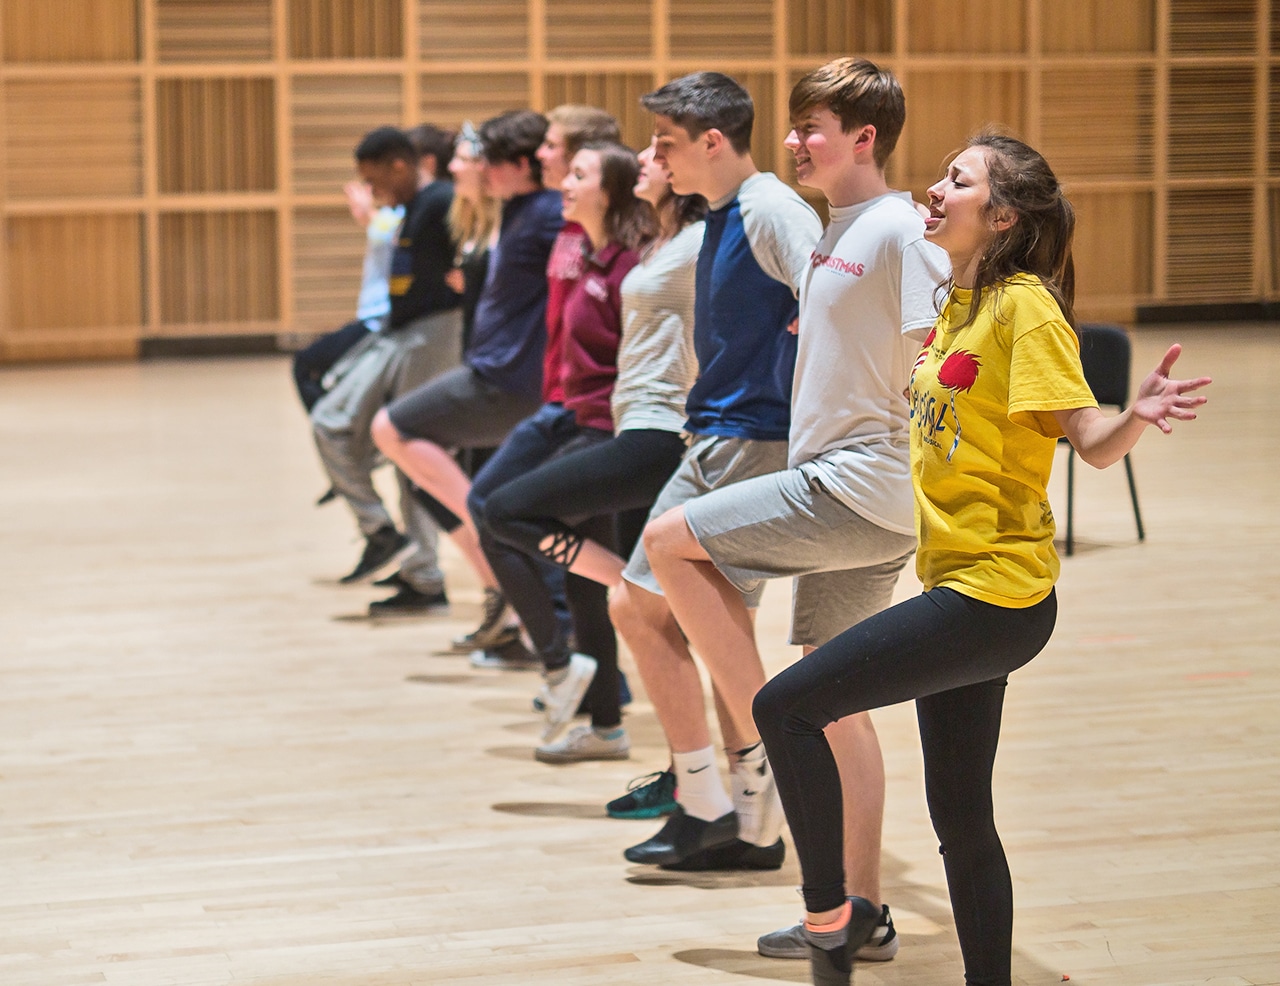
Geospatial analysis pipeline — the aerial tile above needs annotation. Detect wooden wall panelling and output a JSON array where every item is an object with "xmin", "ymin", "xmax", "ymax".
[
  {"xmin": 1070, "ymin": 189, "xmax": 1155, "ymax": 309},
  {"xmin": 2, "ymin": 78, "xmax": 143, "ymax": 199},
  {"xmin": 669, "ymin": 0, "xmax": 774, "ymax": 58},
  {"xmin": 155, "ymin": 0, "xmax": 274, "ymax": 62},
  {"xmin": 787, "ymin": 0, "xmax": 893, "ymax": 56},
  {"xmin": 546, "ymin": 0, "xmax": 650, "ymax": 59},
  {"xmin": 1168, "ymin": 0, "xmax": 1258, "ymax": 55},
  {"xmin": 736, "ymin": 70, "xmax": 777, "ymax": 177},
  {"xmin": 1270, "ymin": 187, "xmax": 1280, "ymax": 295},
  {"xmin": 1272, "ymin": 65, "xmax": 1280, "ymax": 178},
  {"xmin": 1165, "ymin": 187, "xmax": 1254, "ymax": 299},
  {"xmin": 1039, "ymin": 66, "xmax": 1155, "ymax": 179},
  {"xmin": 1167, "ymin": 65, "xmax": 1256, "ymax": 177},
  {"xmin": 291, "ymin": 74, "xmax": 402, "ymax": 194},
  {"xmin": 419, "ymin": 72, "xmax": 531, "ymax": 131},
  {"xmin": 141, "ymin": 0, "xmax": 160, "ymax": 337},
  {"xmin": 0, "ymin": 0, "xmax": 139, "ymax": 63},
  {"xmin": 900, "ymin": 68, "xmax": 1028, "ymax": 195},
  {"xmin": 905, "ymin": 0, "xmax": 1027, "ymax": 54},
  {"xmin": 418, "ymin": 0, "xmax": 528, "ymax": 61},
  {"xmin": 291, "ymin": 206, "xmax": 365, "ymax": 328},
  {"xmin": 156, "ymin": 77, "xmax": 277, "ymax": 193},
  {"xmin": 288, "ymin": 0, "xmax": 403, "ymax": 60},
  {"xmin": 1041, "ymin": 0, "xmax": 1155, "ymax": 53},
  {"xmin": 3, "ymin": 213, "xmax": 142, "ymax": 358},
  {"xmin": 158, "ymin": 210, "xmax": 279, "ymax": 326},
  {"xmin": 543, "ymin": 73, "xmax": 656, "ymax": 151}
]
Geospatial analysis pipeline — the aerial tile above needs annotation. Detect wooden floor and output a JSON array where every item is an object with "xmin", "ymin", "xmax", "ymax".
[{"xmin": 1, "ymin": 324, "xmax": 1277, "ymax": 986}]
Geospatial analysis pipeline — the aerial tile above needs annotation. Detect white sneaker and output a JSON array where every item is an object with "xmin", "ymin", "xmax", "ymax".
[
  {"xmin": 535, "ymin": 724, "xmax": 630, "ymax": 763},
  {"xmin": 540, "ymin": 653, "xmax": 597, "ymax": 740}
]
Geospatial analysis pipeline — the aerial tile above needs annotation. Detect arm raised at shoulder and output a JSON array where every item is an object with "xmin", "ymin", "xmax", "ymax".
[{"xmin": 1053, "ymin": 344, "xmax": 1212, "ymax": 469}]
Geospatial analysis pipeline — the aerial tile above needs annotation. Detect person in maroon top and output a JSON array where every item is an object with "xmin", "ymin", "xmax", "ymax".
[
  {"xmin": 477, "ymin": 141, "xmax": 652, "ymax": 759},
  {"xmin": 449, "ymin": 106, "xmax": 620, "ymax": 652}
]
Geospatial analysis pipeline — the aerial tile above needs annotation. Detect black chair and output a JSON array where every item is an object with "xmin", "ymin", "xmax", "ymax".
[{"xmin": 1061, "ymin": 323, "xmax": 1145, "ymax": 556}]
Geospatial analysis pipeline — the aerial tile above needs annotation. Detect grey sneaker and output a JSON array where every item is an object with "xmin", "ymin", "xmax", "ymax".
[
  {"xmin": 540, "ymin": 653, "xmax": 597, "ymax": 740},
  {"xmin": 757, "ymin": 903, "xmax": 898, "ymax": 962},
  {"xmin": 451, "ymin": 587, "xmax": 520, "ymax": 652},
  {"xmin": 535, "ymin": 724, "xmax": 630, "ymax": 763}
]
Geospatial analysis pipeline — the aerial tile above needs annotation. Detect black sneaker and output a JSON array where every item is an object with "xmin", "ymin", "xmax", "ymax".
[
  {"xmin": 623, "ymin": 807, "xmax": 738, "ymax": 866},
  {"xmin": 372, "ymin": 570, "xmax": 407, "ymax": 588},
  {"xmin": 367, "ymin": 585, "xmax": 449, "ymax": 617},
  {"xmin": 450, "ymin": 587, "xmax": 520, "ymax": 652},
  {"xmin": 606, "ymin": 770, "xmax": 678, "ymax": 819},
  {"xmin": 340, "ymin": 526, "xmax": 409, "ymax": 584}
]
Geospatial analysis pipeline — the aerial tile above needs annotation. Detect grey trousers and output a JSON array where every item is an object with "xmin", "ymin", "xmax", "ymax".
[{"xmin": 311, "ymin": 308, "xmax": 463, "ymax": 591}]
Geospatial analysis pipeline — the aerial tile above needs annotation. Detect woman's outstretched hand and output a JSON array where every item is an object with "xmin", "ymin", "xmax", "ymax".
[{"xmin": 1131, "ymin": 344, "xmax": 1212, "ymax": 435}]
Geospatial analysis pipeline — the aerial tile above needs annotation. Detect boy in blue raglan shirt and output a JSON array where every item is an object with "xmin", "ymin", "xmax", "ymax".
[{"xmin": 608, "ymin": 72, "xmax": 822, "ymax": 868}]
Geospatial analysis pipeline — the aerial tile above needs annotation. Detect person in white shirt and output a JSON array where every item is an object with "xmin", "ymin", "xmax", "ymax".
[{"xmin": 635, "ymin": 59, "xmax": 948, "ymax": 966}]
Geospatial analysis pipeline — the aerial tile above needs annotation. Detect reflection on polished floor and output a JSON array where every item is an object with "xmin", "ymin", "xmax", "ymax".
[{"xmin": 0, "ymin": 323, "xmax": 1276, "ymax": 986}]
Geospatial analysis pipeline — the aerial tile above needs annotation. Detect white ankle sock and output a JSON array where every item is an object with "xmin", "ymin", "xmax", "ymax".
[
  {"xmin": 671, "ymin": 746, "xmax": 734, "ymax": 822},
  {"xmin": 731, "ymin": 742, "xmax": 783, "ymax": 846}
]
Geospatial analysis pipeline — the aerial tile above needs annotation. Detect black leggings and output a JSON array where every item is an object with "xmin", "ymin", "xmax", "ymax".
[
  {"xmin": 481, "ymin": 429, "xmax": 687, "ymax": 729},
  {"xmin": 752, "ymin": 586, "xmax": 1057, "ymax": 986}
]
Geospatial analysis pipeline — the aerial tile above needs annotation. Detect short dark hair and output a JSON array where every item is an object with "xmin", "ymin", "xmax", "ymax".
[
  {"xmin": 406, "ymin": 123, "xmax": 456, "ymax": 179},
  {"xmin": 789, "ymin": 58, "xmax": 905, "ymax": 168},
  {"xmin": 479, "ymin": 109, "xmax": 548, "ymax": 184},
  {"xmin": 354, "ymin": 126, "xmax": 417, "ymax": 165},
  {"xmin": 641, "ymin": 72, "xmax": 754, "ymax": 154}
]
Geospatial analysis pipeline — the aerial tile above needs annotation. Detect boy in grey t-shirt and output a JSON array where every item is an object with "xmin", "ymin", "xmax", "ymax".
[{"xmin": 639, "ymin": 59, "xmax": 948, "ymax": 964}]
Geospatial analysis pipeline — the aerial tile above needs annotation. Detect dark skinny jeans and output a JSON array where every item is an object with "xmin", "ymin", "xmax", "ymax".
[
  {"xmin": 753, "ymin": 586, "xmax": 1057, "ymax": 986},
  {"xmin": 481, "ymin": 428, "xmax": 687, "ymax": 729}
]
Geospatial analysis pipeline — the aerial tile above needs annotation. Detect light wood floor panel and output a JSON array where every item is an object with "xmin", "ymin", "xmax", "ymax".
[{"xmin": 0, "ymin": 325, "xmax": 1277, "ymax": 985}]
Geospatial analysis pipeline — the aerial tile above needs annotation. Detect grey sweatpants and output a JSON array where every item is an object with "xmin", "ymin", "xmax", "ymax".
[{"xmin": 311, "ymin": 308, "xmax": 462, "ymax": 591}]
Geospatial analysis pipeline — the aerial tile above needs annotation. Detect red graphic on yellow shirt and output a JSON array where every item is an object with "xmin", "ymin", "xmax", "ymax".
[{"xmin": 937, "ymin": 349, "xmax": 981, "ymax": 462}]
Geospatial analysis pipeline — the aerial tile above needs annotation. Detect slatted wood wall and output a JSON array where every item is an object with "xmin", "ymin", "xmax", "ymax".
[{"xmin": 1, "ymin": 0, "xmax": 1276, "ymax": 361}]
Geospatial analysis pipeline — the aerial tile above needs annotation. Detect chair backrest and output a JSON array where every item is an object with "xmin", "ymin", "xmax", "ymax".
[{"xmin": 1077, "ymin": 322, "xmax": 1132, "ymax": 409}]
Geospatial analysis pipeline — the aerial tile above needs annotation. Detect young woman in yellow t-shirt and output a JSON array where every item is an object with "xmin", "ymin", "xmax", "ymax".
[{"xmin": 752, "ymin": 132, "xmax": 1212, "ymax": 986}]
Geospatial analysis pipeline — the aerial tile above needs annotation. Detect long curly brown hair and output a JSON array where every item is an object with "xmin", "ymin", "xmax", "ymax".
[{"xmin": 954, "ymin": 131, "xmax": 1076, "ymax": 332}]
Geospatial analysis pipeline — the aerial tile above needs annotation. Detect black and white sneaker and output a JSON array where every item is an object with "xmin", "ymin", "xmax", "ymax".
[
  {"xmin": 339, "ymin": 526, "xmax": 409, "ymax": 584},
  {"xmin": 451, "ymin": 587, "xmax": 520, "ymax": 652}
]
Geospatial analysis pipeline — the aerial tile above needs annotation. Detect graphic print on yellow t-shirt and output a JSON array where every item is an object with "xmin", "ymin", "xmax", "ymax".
[{"xmin": 908, "ymin": 275, "xmax": 1096, "ymax": 607}]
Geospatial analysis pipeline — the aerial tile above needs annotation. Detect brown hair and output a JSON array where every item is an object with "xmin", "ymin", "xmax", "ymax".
[
  {"xmin": 547, "ymin": 105, "xmax": 621, "ymax": 160},
  {"xmin": 641, "ymin": 72, "xmax": 754, "ymax": 155},
  {"xmin": 956, "ymin": 130, "xmax": 1077, "ymax": 331},
  {"xmin": 788, "ymin": 57, "xmax": 905, "ymax": 168},
  {"xmin": 576, "ymin": 141, "xmax": 657, "ymax": 252}
]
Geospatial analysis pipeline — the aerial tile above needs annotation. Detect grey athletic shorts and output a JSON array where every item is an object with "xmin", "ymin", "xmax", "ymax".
[
  {"xmin": 683, "ymin": 465, "xmax": 916, "ymax": 647},
  {"xmin": 386, "ymin": 364, "xmax": 541, "ymax": 449},
  {"xmin": 621, "ymin": 434, "xmax": 789, "ymax": 607}
]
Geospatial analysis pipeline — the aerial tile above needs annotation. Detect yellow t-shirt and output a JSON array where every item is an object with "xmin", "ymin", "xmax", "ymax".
[{"xmin": 908, "ymin": 274, "xmax": 1097, "ymax": 607}]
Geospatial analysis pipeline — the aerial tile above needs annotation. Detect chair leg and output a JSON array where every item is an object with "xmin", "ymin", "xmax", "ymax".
[
  {"xmin": 1123, "ymin": 453, "xmax": 1145, "ymax": 542},
  {"xmin": 1065, "ymin": 447, "xmax": 1075, "ymax": 556}
]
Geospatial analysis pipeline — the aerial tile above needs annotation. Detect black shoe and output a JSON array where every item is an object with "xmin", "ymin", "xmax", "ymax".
[
  {"xmin": 660, "ymin": 837, "xmax": 785, "ymax": 871},
  {"xmin": 451, "ymin": 587, "xmax": 520, "ymax": 652},
  {"xmin": 623, "ymin": 807, "xmax": 738, "ymax": 866},
  {"xmin": 806, "ymin": 895, "xmax": 882, "ymax": 986},
  {"xmin": 372, "ymin": 570, "xmax": 407, "ymax": 588},
  {"xmin": 367, "ymin": 585, "xmax": 449, "ymax": 616},
  {"xmin": 315, "ymin": 486, "xmax": 338, "ymax": 507},
  {"xmin": 340, "ymin": 526, "xmax": 409, "ymax": 584}
]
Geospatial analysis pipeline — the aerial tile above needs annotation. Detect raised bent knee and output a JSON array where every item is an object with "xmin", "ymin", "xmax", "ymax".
[{"xmin": 370, "ymin": 408, "xmax": 400, "ymax": 454}]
